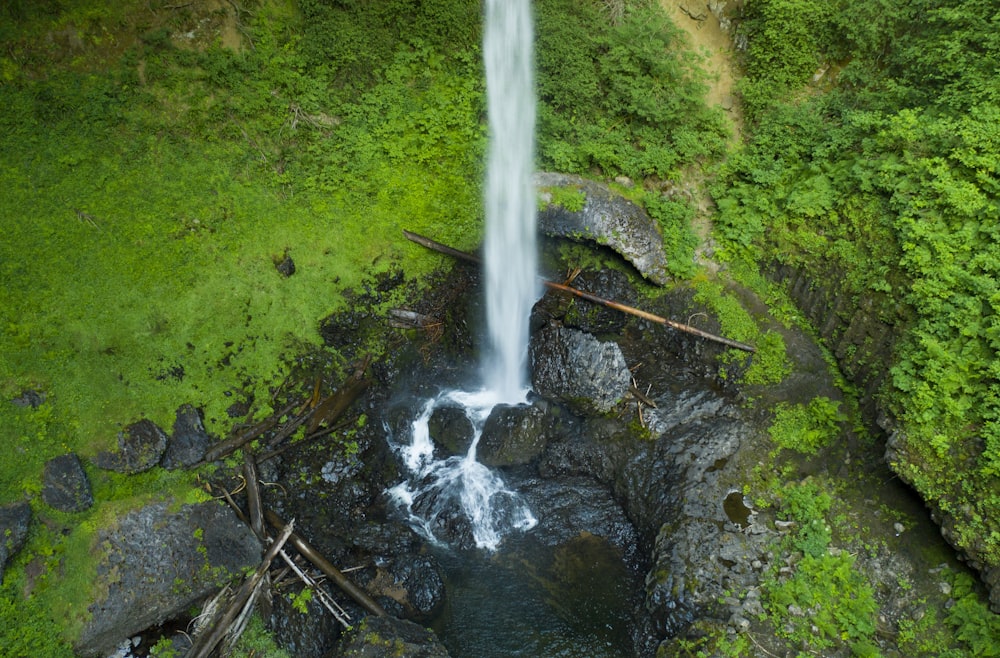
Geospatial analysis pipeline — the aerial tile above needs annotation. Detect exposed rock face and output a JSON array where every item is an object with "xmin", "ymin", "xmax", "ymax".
[
  {"xmin": 333, "ymin": 615, "xmax": 451, "ymax": 658},
  {"xmin": 535, "ymin": 172, "xmax": 670, "ymax": 285},
  {"xmin": 161, "ymin": 403, "xmax": 211, "ymax": 469},
  {"xmin": 0, "ymin": 501, "xmax": 32, "ymax": 585},
  {"xmin": 771, "ymin": 261, "xmax": 1000, "ymax": 612},
  {"xmin": 886, "ymin": 430, "xmax": 1000, "ymax": 612},
  {"xmin": 94, "ymin": 419, "xmax": 168, "ymax": 474},
  {"xmin": 75, "ymin": 500, "xmax": 261, "ymax": 657},
  {"xmin": 42, "ymin": 453, "xmax": 94, "ymax": 512},
  {"xmin": 530, "ymin": 323, "xmax": 630, "ymax": 415}
]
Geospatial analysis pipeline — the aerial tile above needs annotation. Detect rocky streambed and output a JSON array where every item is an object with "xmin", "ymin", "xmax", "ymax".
[{"xmin": 252, "ymin": 247, "xmax": 979, "ymax": 657}]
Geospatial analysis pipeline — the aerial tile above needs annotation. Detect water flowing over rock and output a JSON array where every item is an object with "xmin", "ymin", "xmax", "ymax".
[
  {"xmin": 536, "ymin": 172, "xmax": 670, "ymax": 285},
  {"xmin": 75, "ymin": 500, "xmax": 261, "ymax": 657},
  {"xmin": 530, "ymin": 323, "xmax": 630, "ymax": 414},
  {"xmin": 42, "ymin": 453, "xmax": 94, "ymax": 512}
]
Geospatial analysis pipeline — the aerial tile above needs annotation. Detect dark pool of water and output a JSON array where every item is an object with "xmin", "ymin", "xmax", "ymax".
[{"xmin": 429, "ymin": 531, "xmax": 638, "ymax": 658}]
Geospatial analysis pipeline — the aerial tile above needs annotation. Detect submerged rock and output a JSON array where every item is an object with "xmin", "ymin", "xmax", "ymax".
[
  {"xmin": 536, "ymin": 172, "xmax": 670, "ymax": 285},
  {"xmin": 95, "ymin": 419, "xmax": 168, "ymax": 474},
  {"xmin": 75, "ymin": 500, "xmax": 261, "ymax": 657},
  {"xmin": 42, "ymin": 453, "xmax": 94, "ymax": 513}
]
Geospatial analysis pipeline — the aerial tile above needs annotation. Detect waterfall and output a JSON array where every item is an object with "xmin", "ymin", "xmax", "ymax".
[
  {"xmin": 388, "ymin": 0, "xmax": 539, "ymax": 551},
  {"xmin": 483, "ymin": 0, "xmax": 539, "ymax": 402}
]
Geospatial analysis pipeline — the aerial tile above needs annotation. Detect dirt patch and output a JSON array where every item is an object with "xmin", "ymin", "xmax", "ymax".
[{"xmin": 660, "ymin": 0, "xmax": 743, "ymax": 140}]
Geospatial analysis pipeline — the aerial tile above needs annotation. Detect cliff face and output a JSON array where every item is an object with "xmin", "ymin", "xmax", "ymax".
[{"xmin": 768, "ymin": 260, "xmax": 1000, "ymax": 612}]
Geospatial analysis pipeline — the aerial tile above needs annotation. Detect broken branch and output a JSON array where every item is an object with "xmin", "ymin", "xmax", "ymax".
[
  {"xmin": 264, "ymin": 509, "xmax": 388, "ymax": 618},
  {"xmin": 403, "ymin": 230, "xmax": 756, "ymax": 353}
]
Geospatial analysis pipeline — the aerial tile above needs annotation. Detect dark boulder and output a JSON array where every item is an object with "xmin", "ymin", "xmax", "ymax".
[
  {"xmin": 42, "ymin": 453, "xmax": 94, "ymax": 512},
  {"xmin": 0, "ymin": 501, "xmax": 32, "ymax": 584},
  {"xmin": 477, "ymin": 403, "xmax": 549, "ymax": 467},
  {"xmin": 74, "ymin": 500, "xmax": 261, "ymax": 657},
  {"xmin": 331, "ymin": 615, "xmax": 451, "ymax": 658},
  {"xmin": 530, "ymin": 323, "xmax": 630, "ymax": 415},
  {"xmin": 428, "ymin": 406, "xmax": 475, "ymax": 457},
  {"xmin": 268, "ymin": 582, "xmax": 341, "ymax": 658},
  {"xmin": 161, "ymin": 404, "xmax": 211, "ymax": 469},
  {"xmin": 94, "ymin": 419, "xmax": 168, "ymax": 474}
]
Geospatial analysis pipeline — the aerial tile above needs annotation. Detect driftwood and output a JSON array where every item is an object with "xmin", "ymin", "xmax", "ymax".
[
  {"xmin": 215, "ymin": 484, "xmax": 355, "ymax": 629},
  {"xmin": 264, "ymin": 509, "xmax": 388, "ymax": 618},
  {"xmin": 243, "ymin": 455, "xmax": 265, "ymax": 539},
  {"xmin": 403, "ymin": 230, "xmax": 756, "ymax": 353},
  {"xmin": 307, "ymin": 357, "xmax": 372, "ymax": 435},
  {"xmin": 187, "ymin": 520, "xmax": 295, "ymax": 658},
  {"xmin": 200, "ymin": 399, "xmax": 301, "ymax": 464}
]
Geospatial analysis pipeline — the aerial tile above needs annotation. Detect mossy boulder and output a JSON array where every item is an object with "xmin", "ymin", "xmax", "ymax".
[
  {"xmin": 74, "ymin": 500, "xmax": 261, "ymax": 657},
  {"xmin": 535, "ymin": 172, "xmax": 670, "ymax": 285}
]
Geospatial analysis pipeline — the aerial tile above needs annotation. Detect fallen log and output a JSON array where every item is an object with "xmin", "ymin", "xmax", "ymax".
[
  {"xmin": 264, "ymin": 509, "xmax": 388, "ymax": 618},
  {"xmin": 307, "ymin": 356, "xmax": 372, "ymax": 434},
  {"xmin": 187, "ymin": 520, "xmax": 295, "ymax": 658},
  {"xmin": 403, "ymin": 229, "xmax": 756, "ymax": 353},
  {"xmin": 200, "ymin": 399, "xmax": 302, "ymax": 465}
]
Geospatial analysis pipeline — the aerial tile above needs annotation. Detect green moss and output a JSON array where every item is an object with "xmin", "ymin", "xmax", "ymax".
[
  {"xmin": 692, "ymin": 276, "xmax": 791, "ymax": 386},
  {"xmin": 539, "ymin": 185, "xmax": 587, "ymax": 213}
]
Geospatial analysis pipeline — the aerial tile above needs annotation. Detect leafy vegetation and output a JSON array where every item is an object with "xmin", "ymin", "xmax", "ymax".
[
  {"xmin": 0, "ymin": 0, "xmax": 736, "ymax": 649},
  {"xmin": 768, "ymin": 396, "xmax": 846, "ymax": 455},
  {"xmin": 716, "ymin": 0, "xmax": 1000, "ymax": 575}
]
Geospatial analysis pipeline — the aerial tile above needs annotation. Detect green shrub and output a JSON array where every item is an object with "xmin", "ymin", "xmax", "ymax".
[{"xmin": 768, "ymin": 396, "xmax": 846, "ymax": 455}]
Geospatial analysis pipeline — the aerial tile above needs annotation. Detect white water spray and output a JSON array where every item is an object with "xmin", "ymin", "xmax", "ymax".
[{"xmin": 388, "ymin": 0, "xmax": 539, "ymax": 550}]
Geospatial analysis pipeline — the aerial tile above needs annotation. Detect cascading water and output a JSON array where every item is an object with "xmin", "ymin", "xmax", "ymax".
[
  {"xmin": 389, "ymin": 0, "xmax": 539, "ymax": 551},
  {"xmin": 483, "ymin": 0, "xmax": 539, "ymax": 401}
]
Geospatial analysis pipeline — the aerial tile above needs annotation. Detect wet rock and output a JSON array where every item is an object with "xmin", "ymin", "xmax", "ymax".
[
  {"xmin": 519, "ymin": 475, "xmax": 641, "ymax": 568},
  {"xmin": 75, "ymin": 500, "xmax": 261, "ymax": 657},
  {"xmin": 42, "ymin": 453, "xmax": 94, "ymax": 512},
  {"xmin": 559, "ymin": 268, "xmax": 637, "ymax": 335},
  {"xmin": 478, "ymin": 403, "xmax": 549, "ymax": 467},
  {"xmin": 161, "ymin": 404, "xmax": 211, "ymax": 469},
  {"xmin": 535, "ymin": 172, "xmax": 669, "ymax": 285},
  {"xmin": 428, "ymin": 406, "xmax": 475, "ymax": 456},
  {"xmin": 94, "ymin": 419, "xmax": 168, "ymax": 474},
  {"xmin": 268, "ymin": 582, "xmax": 341, "ymax": 658},
  {"xmin": 0, "ymin": 501, "xmax": 32, "ymax": 584},
  {"xmin": 366, "ymin": 553, "xmax": 446, "ymax": 622},
  {"xmin": 332, "ymin": 614, "xmax": 451, "ymax": 658},
  {"xmin": 530, "ymin": 323, "xmax": 630, "ymax": 415}
]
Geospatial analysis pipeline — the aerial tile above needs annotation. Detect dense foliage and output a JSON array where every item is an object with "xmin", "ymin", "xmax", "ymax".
[
  {"xmin": 0, "ymin": 0, "xmax": 729, "ymax": 650},
  {"xmin": 715, "ymin": 0, "xmax": 1000, "ymax": 573}
]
